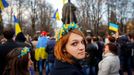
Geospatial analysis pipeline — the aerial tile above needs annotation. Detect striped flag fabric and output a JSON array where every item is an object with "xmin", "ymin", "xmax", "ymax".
[
  {"xmin": 52, "ymin": 9, "xmax": 60, "ymax": 21},
  {"xmin": 56, "ymin": 11, "xmax": 60, "ymax": 20},
  {"xmin": 14, "ymin": 16, "xmax": 22, "ymax": 35},
  {"xmin": 109, "ymin": 22, "xmax": 119, "ymax": 32},
  {"xmin": 0, "ymin": 0, "xmax": 9, "ymax": 10},
  {"xmin": 52, "ymin": 9, "xmax": 58, "ymax": 19}
]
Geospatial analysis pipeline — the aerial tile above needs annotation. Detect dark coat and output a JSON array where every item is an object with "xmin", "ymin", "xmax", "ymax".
[
  {"xmin": 86, "ymin": 43, "xmax": 99, "ymax": 66},
  {"xmin": 0, "ymin": 39, "xmax": 18, "ymax": 74},
  {"xmin": 15, "ymin": 32, "xmax": 31, "ymax": 48},
  {"xmin": 46, "ymin": 38, "xmax": 56, "ymax": 63},
  {"xmin": 16, "ymin": 41, "xmax": 31, "ymax": 48},
  {"xmin": 50, "ymin": 60, "xmax": 84, "ymax": 75},
  {"xmin": 0, "ymin": 44, "xmax": 5, "ymax": 74}
]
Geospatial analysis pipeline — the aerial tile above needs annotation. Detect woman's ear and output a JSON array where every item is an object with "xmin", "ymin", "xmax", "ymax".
[{"xmin": 63, "ymin": 49, "xmax": 66, "ymax": 52}]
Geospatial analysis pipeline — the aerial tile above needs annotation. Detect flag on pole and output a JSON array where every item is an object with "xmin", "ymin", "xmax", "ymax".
[
  {"xmin": 52, "ymin": 9, "xmax": 60, "ymax": 21},
  {"xmin": 56, "ymin": 11, "xmax": 60, "ymax": 20},
  {"xmin": 0, "ymin": 0, "xmax": 9, "ymax": 10},
  {"xmin": 52, "ymin": 9, "xmax": 58, "ymax": 19},
  {"xmin": 109, "ymin": 22, "xmax": 119, "ymax": 32},
  {"xmin": 14, "ymin": 16, "xmax": 22, "ymax": 35}
]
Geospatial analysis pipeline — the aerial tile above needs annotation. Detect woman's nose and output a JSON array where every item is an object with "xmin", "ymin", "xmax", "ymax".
[{"xmin": 78, "ymin": 44, "xmax": 85, "ymax": 50}]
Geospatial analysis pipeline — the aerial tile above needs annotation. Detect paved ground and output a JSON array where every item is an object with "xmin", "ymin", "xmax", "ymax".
[{"xmin": 35, "ymin": 69, "xmax": 46, "ymax": 75}]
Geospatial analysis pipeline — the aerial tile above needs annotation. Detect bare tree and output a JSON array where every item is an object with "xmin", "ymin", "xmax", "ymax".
[
  {"xmin": 106, "ymin": 0, "xmax": 134, "ymax": 33},
  {"xmin": 30, "ymin": 0, "xmax": 36, "ymax": 35},
  {"xmin": 115, "ymin": 0, "xmax": 128, "ymax": 33},
  {"xmin": 76, "ymin": 0, "xmax": 133, "ymax": 35},
  {"xmin": 36, "ymin": 0, "xmax": 53, "ymax": 32},
  {"xmin": 6, "ymin": 0, "xmax": 54, "ymax": 35},
  {"xmin": 15, "ymin": 0, "xmax": 25, "ymax": 28},
  {"xmin": 76, "ymin": 0, "xmax": 104, "ymax": 35}
]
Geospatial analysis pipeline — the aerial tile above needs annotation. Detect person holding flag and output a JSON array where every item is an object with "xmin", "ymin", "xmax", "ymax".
[{"xmin": 109, "ymin": 22, "xmax": 119, "ymax": 32}]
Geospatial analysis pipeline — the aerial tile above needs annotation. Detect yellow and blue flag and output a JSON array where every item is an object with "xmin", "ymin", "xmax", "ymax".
[
  {"xmin": 52, "ymin": 9, "xmax": 60, "ymax": 20},
  {"xmin": 56, "ymin": 11, "xmax": 60, "ymax": 20},
  {"xmin": 14, "ymin": 16, "xmax": 22, "ymax": 35},
  {"xmin": 35, "ymin": 36, "xmax": 48, "ymax": 61},
  {"xmin": 0, "ymin": 0, "xmax": 9, "ymax": 10},
  {"xmin": 52, "ymin": 9, "xmax": 58, "ymax": 19},
  {"xmin": 109, "ymin": 22, "xmax": 119, "ymax": 32}
]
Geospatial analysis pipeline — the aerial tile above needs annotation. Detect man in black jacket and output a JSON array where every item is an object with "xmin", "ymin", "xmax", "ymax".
[
  {"xmin": 46, "ymin": 36, "xmax": 56, "ymax": 75},
  {"xmin": 0, "ymin": 28, "xmax": 18, "ymax": 74}
]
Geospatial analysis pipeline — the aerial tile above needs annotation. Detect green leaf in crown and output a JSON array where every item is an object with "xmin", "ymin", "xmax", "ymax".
[
  {"xmin": 18, "ymin": 47, "xmax": 30, "ymax": 58},
  {"xmin": 56, "ymin": 22, "xmax": 79, "ymax": 42}
]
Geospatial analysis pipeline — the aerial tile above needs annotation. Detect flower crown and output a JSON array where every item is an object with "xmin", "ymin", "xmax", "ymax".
[
  {"xmin": 18, "ymin": 47, "xmax": 30, "ymax": 58},
  {"xmin": 56, "ymin": 22, "xmax": 79, "ymax": 41}
]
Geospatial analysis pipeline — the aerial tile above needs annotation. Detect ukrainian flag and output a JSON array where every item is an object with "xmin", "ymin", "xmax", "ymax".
[
  {"xmin": 52, "ymin": 9, "xmax": 58, "ymax": 19},
  {"xmin": 35, "ymin": 36, "xmax": 48, "ymax": 61},
  {"xmin": 0, "ymin": 0, "xmax": 9, "ymax": 10},
  {"xmin": 56, "ymin": 11, "xmax": 60, "ymax": 20},
  {"xmin": 52, "ymin": 9, "xmax": 60, "ymax": 21},
  {"xmin": 14, "ymin": 16, "xmax": 22, "ymax": 35},
  {"xmin": 109, "ymin": 22, "xmax": 119, "ymax": 32}
]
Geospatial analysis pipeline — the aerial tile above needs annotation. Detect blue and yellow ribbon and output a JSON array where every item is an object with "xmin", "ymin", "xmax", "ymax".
[{"xmin": 56, "ymin": 22, "xmax": 79, "ymax": 41}]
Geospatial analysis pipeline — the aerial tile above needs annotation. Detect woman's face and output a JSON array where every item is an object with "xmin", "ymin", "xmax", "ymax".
[
  {"xmin": 104, "ymin": 45, "xmax": 110, "ymax": 54},
  {"xmin": 65, "ymin": 33, "xmax": 85, "ymax": 59}
]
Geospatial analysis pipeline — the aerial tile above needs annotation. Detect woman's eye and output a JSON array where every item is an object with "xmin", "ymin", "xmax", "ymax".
[
  {"xmin": 81, "ymin": 40, "xmax": 84, "ymax": 44},
  {"xmin": 72, "ymin": 42, "xmax": 77, "ymax": 46}
]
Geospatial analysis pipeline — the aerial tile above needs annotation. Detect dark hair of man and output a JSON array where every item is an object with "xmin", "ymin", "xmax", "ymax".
[{"xmin": 3, "ymin": 28, "xmax": 15, "ymax": 40}]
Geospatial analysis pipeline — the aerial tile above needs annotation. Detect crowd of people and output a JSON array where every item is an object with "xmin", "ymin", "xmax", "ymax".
[
  {"xmin": 0, "ymin": 0, "xmax": 134, "ymax": 75},
  {"xmin": 0, "ymin": 25, "xmax": 134, "ymax": 75}
]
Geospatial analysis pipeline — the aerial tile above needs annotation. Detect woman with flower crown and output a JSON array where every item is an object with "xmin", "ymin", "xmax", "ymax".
[
  {"xmin": 2, "ymin": 47, "xmax": 33, "ymax": 75},
  {"xmin": 50, "ymin": 0, "xmax": 86, "ymax": 75}
]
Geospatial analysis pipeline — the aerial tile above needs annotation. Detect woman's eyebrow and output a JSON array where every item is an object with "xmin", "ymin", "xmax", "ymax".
[
  {"xmin": 71, "ymin": 38, "xmax": 83, "ymax": 42},
  {"xmin": 71, "ymin": 39, "xmax": 78, "ymax": 41}
]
